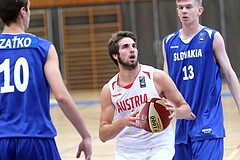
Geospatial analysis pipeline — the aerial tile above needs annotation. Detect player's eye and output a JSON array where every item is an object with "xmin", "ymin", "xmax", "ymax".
[
  {"xmin": 121, "ymin": 44, "xmax": 128, "ymax": 49},
  {"xmin": 185, "ymin": 5, "xmax": 193, "ymax": 9},
  {"xmin": 178, "ymin": 6, "xmax": 184, "ymax": 10}
]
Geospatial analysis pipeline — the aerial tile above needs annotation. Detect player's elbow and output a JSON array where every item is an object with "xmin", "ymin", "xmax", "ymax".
[
  {"xmin": 99, "ymin": 136, "xmax": 106, "ymax": 143},
  {"xmin": 99, "ymin": 132, "xmax": 107, "ymax": 142},
  {"xmin": 99, "ymin": 128, "xmax": 111, "ymax": 142},
  {"xmin": 55, "ymin": 93, "xmax": 69, "ymax": 106}
]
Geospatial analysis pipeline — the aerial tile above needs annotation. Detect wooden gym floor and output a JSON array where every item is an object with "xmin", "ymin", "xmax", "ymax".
[{"xmin": 51, "ymin": 83, "xmax": 240, "ymax": 160}]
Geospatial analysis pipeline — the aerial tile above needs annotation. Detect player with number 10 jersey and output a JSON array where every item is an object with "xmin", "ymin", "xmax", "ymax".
[{"xmin": 0, "ymin": 33, "xmax": 56, "ymax": 138}]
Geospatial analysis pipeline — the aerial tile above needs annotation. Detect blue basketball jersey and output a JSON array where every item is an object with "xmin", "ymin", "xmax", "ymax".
[
  {"xmin": 164, "ymin": 27, "xmax": 225, "ymax": 144},
  {"xmin": 0, "ymin": 33, "xmax": 56, "ymax": 138}
]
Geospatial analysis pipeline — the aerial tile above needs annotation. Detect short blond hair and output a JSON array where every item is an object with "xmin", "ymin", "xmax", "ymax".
[{"xmin": 176, "ymin": 0, "xmax": 202, "ymax": 6}]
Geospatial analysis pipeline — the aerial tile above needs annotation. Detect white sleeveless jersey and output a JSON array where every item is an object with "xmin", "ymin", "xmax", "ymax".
[{"xmin": 108, "ymin": 64, "xmax": 174, "ymax": 149}]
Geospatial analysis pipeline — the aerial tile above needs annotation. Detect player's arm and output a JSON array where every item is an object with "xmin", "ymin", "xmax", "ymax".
[
  {"xmin": 153, "ymin": 69, "xmax": 196, "ymax": 120},
  {"xmin": 213, "ymin": 32, "xmax": 240, "ymax": 114},
  {"xmin": 99, "ymin": 84, "xmax": 139, "ymax": 142},
  {"xmin": 162, "ymin": 40, "xmax": 169, "ymax": 74},
  {"xmin": 44, "ymin": 44, "xmax": 92, "ymax": 159}
]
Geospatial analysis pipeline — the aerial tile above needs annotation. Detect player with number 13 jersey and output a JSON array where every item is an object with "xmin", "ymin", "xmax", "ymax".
[{"xmin": 163, "ymin": 27, "xmax": 225, "ymax": 143}]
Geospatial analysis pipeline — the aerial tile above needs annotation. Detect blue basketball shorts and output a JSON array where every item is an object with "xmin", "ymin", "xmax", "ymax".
[
  {"xmin": 173, "ymin": 138, "xmax": 224, "ymax": 160},
  {"xmin": 0, "ymin": 137, "xmax": 61, "ymax": 160}
]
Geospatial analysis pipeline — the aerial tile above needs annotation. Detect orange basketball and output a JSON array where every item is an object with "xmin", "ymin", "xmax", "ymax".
[{"xmin": 137, "ymin": 98, "xmax": 171, "ymax": 132}]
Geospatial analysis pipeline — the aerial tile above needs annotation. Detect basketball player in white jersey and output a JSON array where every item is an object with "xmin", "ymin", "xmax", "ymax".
[{"xmin": 99, "ymin": 31, "xmax": 196, "ymax": 160}]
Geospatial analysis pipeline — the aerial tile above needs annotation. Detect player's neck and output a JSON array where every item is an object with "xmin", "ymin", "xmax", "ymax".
[
  {"xmin": 2, "ymin": 23, "xmax": 25, "ymax": 34},
  {"xmin": 180, "ymin": 24, "xmax": 203, "ymax": 40},
  {"xmin": 117, "ymin": 64, "xmax": 141, "ymax": 87}
]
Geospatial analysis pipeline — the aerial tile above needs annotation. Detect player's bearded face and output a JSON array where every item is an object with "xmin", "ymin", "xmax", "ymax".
[
  {"xmin": 118, "ymin": 54, "xmax": 138, "ymax": 70},
  {"xmin": 117, "ymin": 37, "xmax": 138, "ymax": 70}
]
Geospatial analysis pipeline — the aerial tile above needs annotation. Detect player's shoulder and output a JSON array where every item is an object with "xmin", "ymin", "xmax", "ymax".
[
  {"xmin": 101, "ymin": 82, "xmax": 109, "ymax": 93},
  {"xmin": 103, "ymin": 73, "xmax": 118, "ymax": 91},
  {"xmin": 100, "ymin": 81, "xmax": 113, "ymax": 99},
  {"xmin": 201, "ymin": 26, "xmax": 219, "ymax": 38},
  {"xmin": 163, "ymin": 30, "xmax": 180, "ymax": 44},
  {"xmin": 140, "ymin": 64, "xmax": 154, "ymax": 70},
  {"xmin": 140, "ymin": 64, "xmax": 156, "ymax": 77},
  {"xmin": 140, "ymin": 64, "xmax": 164, "ymax": 75},
  {"xmin": 202, "ymin": 26, "xmax": 217, "ymax": 32},
  {"xmin": 21, "ymin": 33, "xmax": 53, "ymax": 45},
  {"xmin": 152, "ymin": 68, "xmax": 168, "ymax": 81}
]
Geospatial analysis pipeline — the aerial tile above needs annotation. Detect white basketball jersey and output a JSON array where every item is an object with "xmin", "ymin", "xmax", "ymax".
[{"xmin": 108, "ymin": 64, "xmax": 174, "ymax": 149}]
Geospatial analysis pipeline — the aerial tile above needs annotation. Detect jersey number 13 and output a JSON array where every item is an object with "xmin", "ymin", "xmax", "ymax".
[{"xmin": 182, "ymin": 65, "xmax": 194, "ymax": 80}]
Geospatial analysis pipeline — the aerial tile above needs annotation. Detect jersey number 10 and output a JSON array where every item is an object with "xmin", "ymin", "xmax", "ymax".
[{"xmin": 0, "ymin": 57, "xmax": 29, "ymax": 93}]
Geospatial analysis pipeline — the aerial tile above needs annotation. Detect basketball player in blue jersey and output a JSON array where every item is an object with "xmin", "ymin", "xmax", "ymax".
[
  {"xmin": 99, "ymin": 30, "xmax": 196, "ymax": 160},
  {"xmin": 0, "ymin": 0, "xmax": 92, "ymax": 159},
  {"xmin": 162, "ymin": 0, "xmax": 240, "ymax": 159}
]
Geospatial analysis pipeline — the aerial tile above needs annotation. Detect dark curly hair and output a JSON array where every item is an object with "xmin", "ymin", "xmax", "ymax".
[{"xmin": 107, "ymin": 31, "xmax": 137, "ymax": 66}]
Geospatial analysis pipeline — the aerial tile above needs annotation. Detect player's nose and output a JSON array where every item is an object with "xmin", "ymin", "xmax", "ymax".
[{"xmin": 129, "ymin": 45, "xmax": 136, "ymax": 53}]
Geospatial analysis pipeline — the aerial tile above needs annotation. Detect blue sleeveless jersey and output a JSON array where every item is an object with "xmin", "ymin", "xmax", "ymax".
[
  {"xmin": 0, "ymin": 33, "xmax": 56, "ymax": 138},
  {"xmin": 164, "ymin": 27, "xmax": 225, "ymax": 143}
]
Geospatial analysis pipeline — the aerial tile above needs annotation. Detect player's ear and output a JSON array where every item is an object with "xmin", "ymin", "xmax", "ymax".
[
  {"xmin": 198, "ymin": 6, "xmax": 204, "ymax": 16},
  {"xmin": 112, "ymin": 53, "xmax": 118, "ymax": 60},
  {"xmin": 20, "ymin": 7, "xmax": 27, "ymax": 17},
  {"xmin": 176, "ymin": 8, "xmax": 180, "ymax": 17}
]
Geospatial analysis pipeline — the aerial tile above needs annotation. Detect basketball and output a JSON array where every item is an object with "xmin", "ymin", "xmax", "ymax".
[{"xmin": 137, "ymin": 98, "xmax": 171, "ymax": 132}]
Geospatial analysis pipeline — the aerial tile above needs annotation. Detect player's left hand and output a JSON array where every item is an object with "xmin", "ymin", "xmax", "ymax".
[
  {"xmin": 76, "ymin": 137, "xmax": 92, "ymax": 159},
  {"xmin": 161, "ymin": 97, "xmax": 196, "ymax": 120},
  {"xmin": 160, "ymin": 97, "xmax": 176, "ymax": 120}
]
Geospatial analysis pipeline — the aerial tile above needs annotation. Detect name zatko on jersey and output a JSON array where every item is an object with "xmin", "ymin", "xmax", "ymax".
[{"xmin": 0, "ymin": 36, "xmax": 38, "ymax": 49}]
